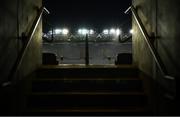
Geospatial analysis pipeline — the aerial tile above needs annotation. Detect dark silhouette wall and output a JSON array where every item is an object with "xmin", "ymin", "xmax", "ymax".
[
  {"xmin": 0, "ymin": 0, "xmax": 42, "ymax": 83},
  {"xmin": 132, "ymin": 0, "xmax": 179, "ymax": 115},
  {"xmin": 0, "ymin": 0, "xmax": 42, "ymax": 114}
]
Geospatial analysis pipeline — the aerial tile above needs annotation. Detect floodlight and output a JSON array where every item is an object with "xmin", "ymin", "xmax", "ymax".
[
  {"xmin": 55, "ymin": 29, "xmax": 62, "ymax": 34},
  {"xmin": 116, "ymin": 29, "xmax": 122, "ymax": 36},
  {"xmin": 103, "ymin": 29, "xmax": 109, "ymax": 35},
  {"xmin": 129, "ymin": 29, "xmax": 133, "ymax": 34},
  {"xmin": 110, "ymin": 29, "xmax": 116, "ymax": 34},
  {"xmin": 62, "ymin": 29, "xmax": 69, "ymax": 35},
  {"xmin": 89, "ymin": 29, "xmax": 94, "ymax": 34},
  {"xmin": 81, "ymin": 29, "xmax": 88, "ymax": 35}
]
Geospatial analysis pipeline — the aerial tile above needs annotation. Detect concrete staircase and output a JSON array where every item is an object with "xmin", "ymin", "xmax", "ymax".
[{"xmin": 24, "ymin": 65, "xmax": 149, "ymax": 115}]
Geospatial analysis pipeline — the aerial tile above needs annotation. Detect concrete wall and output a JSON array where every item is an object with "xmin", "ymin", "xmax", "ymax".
[
  {"xmin": 0, "ymin": 0, "xmax": 42, "ymax": 83},
  {"xmin": 132, "ymin": 0, "xmax": 179, "ymax": 115},
  {"xmin": 0, "ymin": 0, "xmax": 42, "ymax": 114}
]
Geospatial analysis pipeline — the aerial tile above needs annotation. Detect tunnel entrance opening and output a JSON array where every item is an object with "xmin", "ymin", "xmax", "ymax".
[
  {"xmin": 42, "ymin": 0, "xmax": 132, "ymax": 66},
  {"xmin": 0, "ymin": 0, "xmax": 178, "ymax": 115}
]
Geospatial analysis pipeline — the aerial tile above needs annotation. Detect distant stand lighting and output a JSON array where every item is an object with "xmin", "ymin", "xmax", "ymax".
[
  {"xmin": 78, "ymin": 29, "xmax": 82, "ymax": 34},
  {"xmin": 104, "ymin": 28, "xmax": 122, "ymax": 36},
  {"xmin": 82, "ymin": 29, "xmax": 88, "ymax": 35},
  {"xmin": 50, "ymin": 28, "xmax": 69, "ymax": 35},
  {"xmin": 110, "ymin": 29, "xmax": 116, "ymax": 34},
  {"xmin": 103, "ymin": 29, "xmax": 109, "ymax": 35},
  {"xmin": 116, "ymin": 29, "xmax": 122, "ymax": 36},
  {"xmin": 78, "ymin": 28, "xmax": 94, "ymax": 35},
  {"xmin": 54, "ymin": 29, "xmax": 62, "ymax": 34},
  {"xmin": 129, "ymin": 29, "xmax": 134, "ymax": 34},
  {"xmin": 62, "ymin": 29, "xmax": 69, "ymax": 35},
  {"xmin": 89, "ymin": 29, "xmax": 94, "ymax": 35}
]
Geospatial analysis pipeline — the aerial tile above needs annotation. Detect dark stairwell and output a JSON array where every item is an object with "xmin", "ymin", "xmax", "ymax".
[
  {"xmin": 21, "ymin": 60, "xmax": 151, "ymax": 115},
  {"xmin": 0, "ymin": 0, "xmax": 178, "ymax": 116}
]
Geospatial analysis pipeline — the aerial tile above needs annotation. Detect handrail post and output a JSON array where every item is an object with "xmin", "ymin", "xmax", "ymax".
[{"xmin": 85, "ymin": 34, "xmax": 89, "ymax": 65}]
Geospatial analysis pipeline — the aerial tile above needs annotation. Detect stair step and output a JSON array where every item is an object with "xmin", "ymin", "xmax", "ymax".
[
  {"xmin": 30, "ymin": 107, "xmax": 147, "ymax": 112},
  {"xmin": 31, "ymin": 92, "xmax": 145, "ymax": 95},
  {"xmin": 24, "ymin": 65, "xmax": 150, "ymax": 115},
  {"xmin": 36, "ymin": 65, "xmax": 138, "ymax": 78},
  {"xmin": 27, "ymin": 92, "xmax": 147, "ymax": 108},
  {"xmin": 32, "ymin": 79, "xmax": 142, "ymax": 92},
  {"xmin": 33, "ymin": 77, "xmax": 140, "ymax": 80},
  {"xmin": 25, "ymin": 107, "xmax": 150, "ymax": 116},
  {"xmin": 39, "ymin": 64, "xmax": 136, "ymax": 69}
]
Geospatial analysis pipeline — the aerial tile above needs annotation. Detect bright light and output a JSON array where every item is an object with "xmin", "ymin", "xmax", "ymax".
[
  {"xmin": 103, "ymin": 29, "xmax": 109, "ymax": 35},
  {"xmin": 89, "ymin": 29, "xmax": 94, "ymax": 34},
  {"xmin": 78, "ymin": 29, "xmax": 94, "ymax": 35},
  {"xmin": 116, "ymin": 29, "xmax": 122, "ymax": 36},
  {"xmin": 110, "ymin": 29, "xmax": 116, "ymax": 34},
  {"xmin": 78, "ymin": 29, "xmax": 82, "ymax": 34},
  {"xmin": 62, "ymin": 29, "xmax": 69, "ymax": 35},
  {"xmin": 51, "ymin": 28, "xmax": 69, "ymax": 35},
  {"xmin": 103, "ymin": 29, "xmax": 122, "ymax": 35},
  {"xmin": 82, "ymin": 29, "xmax": 88, "ymax": 35},
  {"xmin": 116, "ymin": 29, "xmax": 120, "ymax": 35},
  {"xmin": 129, "ymin": 29, "xmax": 133, "ymax": 34},
  {"xmin": 55, "ymin": 29, "xmax": 62, "ymax": 34}
]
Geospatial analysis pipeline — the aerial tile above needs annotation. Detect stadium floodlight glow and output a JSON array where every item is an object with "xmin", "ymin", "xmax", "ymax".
[
  {"xmin": 52, "ymin": 28, "xmax": 69, "ymax": 35},
  {"xmin": 78, "ymin": 29, "xmax": 82, "ymax": 34},
  {"xmin": 62, "ymin": 29, "xmax": 69, "ymax": 35},
  {"xmin": 78, "ymin": 29, "xmax": 94, "ymax": 35},
  {"xmin": 54, "ymin": 29, "xmax": 62, "ymax": 34},
  {"xmin": 78, "ymin": 28, "xmax": 88, "ymax": 35},
  {"xmin": 129, "ymin": 29, "xmax": 133, "ymax": 34},
  {"xmin": 89, "ymin": 29, "xmax": 94, "ymax": 35},
  {"xmin": 82, "ymin": 29, "xmax": 88, "ymax": 35},
  {"xmin": 116, "ymin": 29, "xmax": 122, "ymax": 36},
  {"xmin": 110, "ymin": 28, "xmax": 116, "ymax": 34},
  {"xmin": 103, "ymin": 29, "xmax": 109, "ymax": 35}
]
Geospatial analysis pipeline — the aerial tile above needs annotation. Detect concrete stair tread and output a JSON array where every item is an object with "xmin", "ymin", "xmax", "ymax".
[
  {"xmin": 31, "ymin": 87, "xmax": 143, "ymax": 93},
  {"xmin": 31, "ymin": 78, "xmax": 143, "ymax": 92},
  {"xmin": 24, "ymin": 64, "xmax": 149, "ymax": 115},
  {"xmin": 36, "ymin": 66, "xmax": 139, "ymax": 78},
  {"xmin": 29, "ymin": 107, "xmax": 148, "ymax": 113},
  {"xmin": 28, "ymin": 92, "xmax": 147, "ymax": 107},
  {"xmin": 30, "ymin": 92, "xmax": 145, "ymax": 95},
  {"xmin": 24, "ymin": 106, "xmax": 151, "ymax": 116},
  {"xmin": 32, "ymin": 77, "xmax": 140, "ymax": 81},
  {"xmin": 39, "ymin": 64, "xmax": 137, "ymax": 69}
]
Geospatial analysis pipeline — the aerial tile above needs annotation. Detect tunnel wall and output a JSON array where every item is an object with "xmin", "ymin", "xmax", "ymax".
[
  {"xmin": 132, "ymin": 0, "xmax": 179, "ymax": 115},
  {"xmin": 0, "ymin": 0, "xmax": 42, "ymax": 114},
  {"xmin": 0, "ymin": 0, "xmax": 42, "ymax": 83}
]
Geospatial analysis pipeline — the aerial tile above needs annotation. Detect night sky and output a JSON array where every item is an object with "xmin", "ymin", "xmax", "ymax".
[{"xmin": 43, "ymin": 0, "xmax": 132, "ymax": 33}]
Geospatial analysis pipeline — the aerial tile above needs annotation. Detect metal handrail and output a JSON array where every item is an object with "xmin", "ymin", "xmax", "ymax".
[
  {"xmin": 2, "ymin": 6, "xmax": 49, "ymax": 87},
  {"xmin": 125, "ymin": 5, "xmax": 174, "ymax": 80}
]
